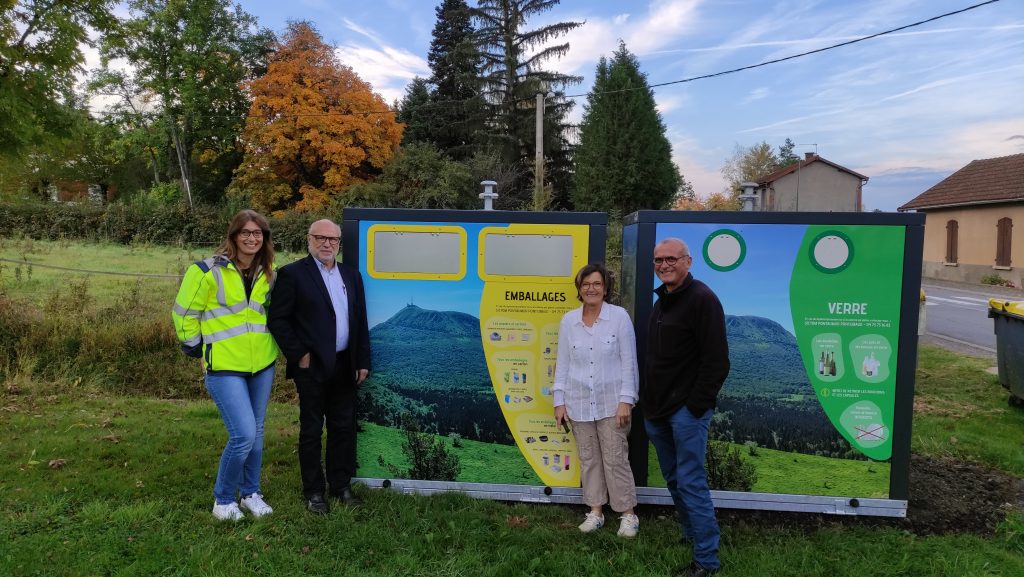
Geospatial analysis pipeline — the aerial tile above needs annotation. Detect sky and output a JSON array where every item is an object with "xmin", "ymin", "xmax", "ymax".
[{"xmin": 173, "ymin": 1, "xmax": 1024, "ymax": 211}]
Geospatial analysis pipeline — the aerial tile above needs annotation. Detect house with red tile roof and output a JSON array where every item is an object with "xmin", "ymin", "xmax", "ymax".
[
  {"xmin": 899, "ymin": 153, "xmax": 1024, "ymax": 287},
  {"xmin": 753, "ymin": 153, "xmax": 867, "ymax": 212}
]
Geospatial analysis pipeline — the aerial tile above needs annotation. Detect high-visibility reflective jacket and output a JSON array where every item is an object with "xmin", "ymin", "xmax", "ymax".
[{"xmin": 172, "ymin": 255, "xmax": 279, "ymax": 374}]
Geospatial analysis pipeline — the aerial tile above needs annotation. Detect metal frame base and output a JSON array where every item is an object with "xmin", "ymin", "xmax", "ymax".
[{"xmin": 353, "ymin": 478, "xmax": 907, "ymax": 517}]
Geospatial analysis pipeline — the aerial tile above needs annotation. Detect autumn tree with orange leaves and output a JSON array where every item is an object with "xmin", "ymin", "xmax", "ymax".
[{"xmin": 229, "ymin": 21, "xmax": 403, "ymax": 213}]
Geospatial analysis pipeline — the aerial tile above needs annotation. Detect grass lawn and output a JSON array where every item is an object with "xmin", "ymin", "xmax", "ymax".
[
  {"xmin": 2, "ymin": 393, "xmax": 1021, "ymax": 577},
  {"xmin": 0, "ymin": 237, "xmax": 305, "ymax": 305}
]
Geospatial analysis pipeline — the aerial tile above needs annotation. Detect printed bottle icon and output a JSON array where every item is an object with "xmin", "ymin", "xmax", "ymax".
[
  {"xmin": 829, "ymin": 352, "xmax": 837, "ymax": 376},
  {"xmin": 818, "ymin": 351, "xmax": 825, "ymax": 375}
]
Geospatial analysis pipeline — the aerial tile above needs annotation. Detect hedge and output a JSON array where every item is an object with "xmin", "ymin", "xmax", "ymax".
[{"xmin": 0, "ymin": 202, "xmax": 335, "ymax": 253}]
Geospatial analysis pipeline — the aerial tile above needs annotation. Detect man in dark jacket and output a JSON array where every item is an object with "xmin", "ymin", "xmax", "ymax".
[
  {"xmin": 268, "ymin": 219, "xmax": 371, "ymax": 514},
  {"xmin": 643, "ymin": 238, "xmax": 730, "ymax": 577}
]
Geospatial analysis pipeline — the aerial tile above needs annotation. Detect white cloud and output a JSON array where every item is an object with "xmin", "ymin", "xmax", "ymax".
[
  {"xmin": 656, "ymin": 93, "xmax": 687, "ymax": 114},
  {"xmin": 742, "ymin": 87, "xmax": 769, "ymax": 104},
  {"xmin": 625, "ymin": 0, "xmax": 701, "ymax": 55},
  {"xmin": 334, "ymin": 18, "xmax": 429, "ymax": 104}
]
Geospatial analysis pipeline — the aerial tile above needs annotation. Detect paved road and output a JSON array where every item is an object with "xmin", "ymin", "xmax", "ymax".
[{"xmin": 920, "ymin": 282, "xmax": 1018, "ymax": 356}]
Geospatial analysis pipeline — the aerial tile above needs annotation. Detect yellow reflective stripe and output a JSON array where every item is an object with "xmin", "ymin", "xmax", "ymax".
[{"xmin": 204, "ymin": 323, "xmax": 270, "ymax": 343}]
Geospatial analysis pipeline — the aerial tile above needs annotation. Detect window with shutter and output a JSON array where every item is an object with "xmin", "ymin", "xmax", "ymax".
[
  {"xmin": 945, "ymin": 220, "xmax": 958, "ymax": 264},
  {"xmin": 996, "ymin": 217, "xmax": 1012, "ymax": 267}
]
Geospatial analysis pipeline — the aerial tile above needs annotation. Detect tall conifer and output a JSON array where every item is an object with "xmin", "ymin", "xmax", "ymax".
[
  {"xmin": 474, "ymin": 0, "xmax": 582, "ymax": 209},
  {"xmin": 573, "ymin": 42, "xmax": 681, "ymax": 215},
  {"xmin": 426, "ymin": 0, "xmax": 483, "ymax": 160}
]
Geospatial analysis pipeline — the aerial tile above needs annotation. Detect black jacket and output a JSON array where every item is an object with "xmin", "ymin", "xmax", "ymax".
[
  {"xmin": 642, "ymin": 273, "xmax": 730, "ymax": 420},
  {"xmin": 267, "ymin": 255, "xmax": 371, "ymax": 382}
]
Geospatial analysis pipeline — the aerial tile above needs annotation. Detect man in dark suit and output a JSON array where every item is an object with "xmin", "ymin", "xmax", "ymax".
[{"xmin": 268, "ymin": 219, "xmax": 371, "ymax": 514}]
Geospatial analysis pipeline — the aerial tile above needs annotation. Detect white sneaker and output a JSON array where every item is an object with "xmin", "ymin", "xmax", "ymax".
[
  {"xmin": 212, "ymin": 501, "xmax": 244, "ymax": 521},
  {"xmin": 240, "ymin": 493, "xmax": 274, "ymax": 518},
  {"xmin": 617, "ymin": 513, "xmax": 640, "ymax": 538},
  {"xmin": 578, "ymin": 512, "xmax": 604, "ymax": 533}
]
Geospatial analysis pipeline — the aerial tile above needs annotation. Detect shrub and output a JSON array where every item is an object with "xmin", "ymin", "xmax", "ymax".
[
  {"xmin": 378, "ymin": 416, "xmax": 462, "ymax": 481},
  {"xmin": 981, "ymin": 274, "xmax": 1016, "ymax": 288},
  {"xmin": 744, "ymin": 440, "xmax": 760, "ymax": 456},
  {"xmin": 0, "ymin": 201, "xmax": 342, "ymax": 254},
  {"xmin": 705, "ymin": 440, "xmax": 757, "ymax": 491}
]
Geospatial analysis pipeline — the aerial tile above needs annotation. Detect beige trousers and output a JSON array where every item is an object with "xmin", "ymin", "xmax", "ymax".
[{"xmin": 573, "ymin": 416, "xmax": 637, "ymax": 512}]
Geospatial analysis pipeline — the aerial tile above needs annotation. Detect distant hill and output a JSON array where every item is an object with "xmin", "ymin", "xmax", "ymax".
[
  {"xmin": 369, "ymin": 304, "xmax": 489, "ymax": 393},
  {"xmin": 362, "ymin": 305, "xmax": 511, "ymax": 443},
  {"xmin": 372, "ymin": 304, "xmax": 482, "ymax": 339},
  {"xmin": 723, "ymin": 315, "xmax": 814, "ymax": 398}
]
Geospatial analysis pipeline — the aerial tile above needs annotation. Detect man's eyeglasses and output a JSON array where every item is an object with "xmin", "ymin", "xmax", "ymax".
[
  {"xmin": 310, "ymin": 234, "xmax": 341, "ymax": 246},
  {"xmin": 238, "ymin": 229, "xmax": 264, "ymax": 239},
  {"xmin": 580, "ymin": 281, "xmax": 604, "ymax": 290},
  {"xmin": 653, "ymin": 255, "xmax": 688, "ymax": 266}
]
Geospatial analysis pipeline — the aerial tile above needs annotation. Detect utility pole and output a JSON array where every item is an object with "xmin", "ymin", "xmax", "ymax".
[{"xmin": 533, "ymin": 91, "xmax": 546, "ymax": 211}]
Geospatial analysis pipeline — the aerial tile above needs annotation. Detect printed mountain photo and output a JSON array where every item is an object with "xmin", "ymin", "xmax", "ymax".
[
  {"xmin": 359, "ymin": 304, "xmax": 514, "ymax": 445},
  {"xmin": 716, "ymin": 315, "xmax": 861, "ymax": 460}
]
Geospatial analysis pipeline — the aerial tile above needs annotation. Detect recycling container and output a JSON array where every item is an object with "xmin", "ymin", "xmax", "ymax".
[{"xmin": 988, "ymin": 299, "xmax": 1024, "ymax": 407}]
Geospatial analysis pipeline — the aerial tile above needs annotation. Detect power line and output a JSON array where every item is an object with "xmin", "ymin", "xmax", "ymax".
[
  {"xmin": 0, "ymin": 257, "xmax": 181, "ymax": 279},
  {"xmin": 85, "ymin": 0, "xmax": 1001, "ymax": 120}
]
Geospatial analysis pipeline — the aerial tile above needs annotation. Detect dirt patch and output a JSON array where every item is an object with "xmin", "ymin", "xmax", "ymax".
[
  {"xmin": 905, "ymin": 454, "xmax": 1022, "ymax": 535},
  {"xmin": 666, "ymin": 454, "xmax": 1024, "ymax": 537}
]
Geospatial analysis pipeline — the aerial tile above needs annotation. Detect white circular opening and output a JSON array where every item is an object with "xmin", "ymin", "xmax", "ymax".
[
  {"xmin": 706, "ymin": 234, "xmax": 742, "ymax": 268},
  {"xmin": 813, "ymin": 235, "xmax": 850, "ymax": 270}
]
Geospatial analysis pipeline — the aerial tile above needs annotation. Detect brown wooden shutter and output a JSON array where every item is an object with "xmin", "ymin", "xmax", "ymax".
[
  {"xmin": 945, "ymin": 220, "xmax": 958, "ymax": 264},
  {"xmin": 996, "ymin": 217, "xmax": 1012, "ymax": 267}
]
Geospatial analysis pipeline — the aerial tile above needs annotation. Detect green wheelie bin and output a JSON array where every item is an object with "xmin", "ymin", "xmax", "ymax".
[{"xmin": 988, "ymin": 299, "xmax": 1024, "ymax": 407}]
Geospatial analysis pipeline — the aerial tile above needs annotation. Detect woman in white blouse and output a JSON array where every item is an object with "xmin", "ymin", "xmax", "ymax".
[{"xmin": 553, "ymin": 263, "xmax": 640, "ymax": 538}]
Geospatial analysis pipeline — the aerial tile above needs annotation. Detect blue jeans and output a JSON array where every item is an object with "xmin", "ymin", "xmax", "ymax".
[
  {"xmin": 646, "ymin": 406, "xmax": 720, "ymax": 570},
  {"xmin": 205, "ymin": 367, "xmax": 274, "ymax": 505}
]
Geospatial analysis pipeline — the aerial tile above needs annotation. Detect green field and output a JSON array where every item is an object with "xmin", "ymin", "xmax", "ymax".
[
  {"xmin": 646, "ymin": 444, "xmax": 889, "ymax": 498},
  {"xmin": 359, "ymin": 421, "xmax": 890, "ymax": 498}
]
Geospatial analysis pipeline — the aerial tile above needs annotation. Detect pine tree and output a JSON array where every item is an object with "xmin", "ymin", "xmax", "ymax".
[
  {"xmin": 396, "ymin": 77, "xmax": 433, "ymax": 146},
  {"xmin": 474, "ymin": 0, "xmax": 583, "ymax": 209},
  {"xmin": 573, "ymin": 42, "xmax": 680, "ymax": 215},
  {"xmin": 777, "ymin": 137, "xmax": 799, "ymax": 168},
  {"xmin": 425, "ymin": 0, "xmax": 483, "ymax": 160}
]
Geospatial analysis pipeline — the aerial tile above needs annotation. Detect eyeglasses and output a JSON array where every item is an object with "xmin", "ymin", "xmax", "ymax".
[
  {"xmin": 653, "ymin": 255, "xmax": 689, "ymax": 266},
  {"xmin": 309, "ymin": 234, "xmax": 341, "ymax": 246},
  {"xmin": 238, "ymin": 229, "xmax": 264, "ymax": 239},
  {"xmin": 580, "ymin": 281, "xmax": 604, "ymax": 290}
]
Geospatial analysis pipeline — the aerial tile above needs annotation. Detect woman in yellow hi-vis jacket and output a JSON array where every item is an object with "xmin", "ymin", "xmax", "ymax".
[{"xmin": 172, "ymin": 209, "xmax": 279, "ymax": 521}]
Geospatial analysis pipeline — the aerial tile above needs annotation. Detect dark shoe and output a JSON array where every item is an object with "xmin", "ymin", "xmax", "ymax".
[
  {"xmin": 681, "ymin": 561, "xmax": 718, "ymax": 577},
  {"xmin": 331, "ymin": 486, "xmax": 363, "ymax": 506},
  {"xmin": 306, "ymin": 493, "xmax": 329, "ymax": 515}
]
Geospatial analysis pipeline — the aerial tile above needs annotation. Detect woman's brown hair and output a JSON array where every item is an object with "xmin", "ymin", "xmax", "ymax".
[
  {"xmin": 217, "ymin": 209, "xmax": 275, "ymax": 282},
  {"xmin": 574, "ymin": 262, "xmax": 614, "ymax": 303}
]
